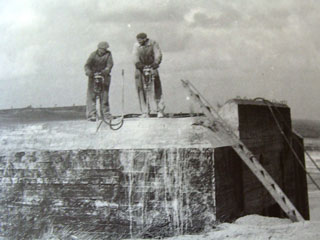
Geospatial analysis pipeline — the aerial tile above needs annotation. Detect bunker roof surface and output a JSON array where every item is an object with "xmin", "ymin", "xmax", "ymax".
[{"xmin": 0, "ymin": 117, "xmax": 231, "ymax": 153}]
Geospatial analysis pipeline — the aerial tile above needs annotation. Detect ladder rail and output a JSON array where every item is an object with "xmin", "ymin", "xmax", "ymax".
[{"xmin": 181, "ymin": 79, "xmax": 304, "ymax": 222}]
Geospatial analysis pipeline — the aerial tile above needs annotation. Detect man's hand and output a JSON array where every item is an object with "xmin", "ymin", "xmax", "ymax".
[
  {"xmin": 102, "ymin": 69, "xmax": 110, "ymax": 76},
  {"xmin": 151, "ymin": 63, "xmax": 159, "ymax": 69},
  {"xmin": 135, "ymin": 62, "xmax": 145, "ymax": 70}
]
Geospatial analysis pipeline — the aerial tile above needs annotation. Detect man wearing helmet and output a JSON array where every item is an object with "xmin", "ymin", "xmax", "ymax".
[
  {"xmin": 133, "ymin": 33, "xmax": 165, "ymax": 118},
  {"xmin": 84, "ymin": 41, "xmax": 113, "ymax": 121}
]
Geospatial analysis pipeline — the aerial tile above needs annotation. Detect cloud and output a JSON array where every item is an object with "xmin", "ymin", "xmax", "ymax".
[
  {"xmin": 0, "ymin": 0, "xmax": 320, "ymax": 119},
  {"xmin": 93, "ymin": 7, "xmax": 185, "ymax": 24},
  {"xmin": 185, "ymin": 7, "xmax": 241, "ymax": 29}
]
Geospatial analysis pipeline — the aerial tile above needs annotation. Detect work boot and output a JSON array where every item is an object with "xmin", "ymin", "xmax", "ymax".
[
  {"xmin": 88, "ymin": 115, "xmax": 96, "ymax": 122},
  {"xmin": 157, "ymin": 111, "xmax": 164, "ymax": 118}
]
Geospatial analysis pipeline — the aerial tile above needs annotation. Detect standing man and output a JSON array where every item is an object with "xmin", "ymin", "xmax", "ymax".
[
  {"xmin": 84, "ymin": 41, "xmax": 113, "ymax": 121},
  {"xmin": 133, "ymin": 33, "xmax": 165, "ymax": 118}
]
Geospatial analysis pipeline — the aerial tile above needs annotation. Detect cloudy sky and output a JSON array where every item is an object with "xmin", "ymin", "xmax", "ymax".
[{"xmin": 0, "ymin": 0, "xmax": 320, "ymax": 119}]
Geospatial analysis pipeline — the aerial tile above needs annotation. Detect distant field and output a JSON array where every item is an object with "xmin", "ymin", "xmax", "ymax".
[
  {"xmin": 293, "ymin": 119, "xmax": 320, "ymax": 139},
  {"xmin": 0, "ymin": 106, "xmax": 86, "ymax": 125}
]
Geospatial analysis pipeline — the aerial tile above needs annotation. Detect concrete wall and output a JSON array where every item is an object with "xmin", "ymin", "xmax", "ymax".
[
  {"xmin": 0, "ymin": 148, "xmax": 216, "ymax": 239},
  {"xmin": 215, "ymin": 100, "xmax": 309, "ymax": 221}
]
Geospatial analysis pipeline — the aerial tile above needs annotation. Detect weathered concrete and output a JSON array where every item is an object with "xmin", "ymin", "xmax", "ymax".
[
  {"xmin": 0, "ymin": 117, "xmax": 222, "ymax": 239},
  {"xmin": 0, "ymin": 100, "xmax": 310, "ymax": 239},
  {"xmin": 0, "ymin": 117, "xmax": 229, "ymax": 153},
  {"xmin": 216, "ymin": 99, "xmax": 309, "ymax": 220},
  {"xmin": 1, "ymin": 148, "xmax": 216, "ymax": 239}
]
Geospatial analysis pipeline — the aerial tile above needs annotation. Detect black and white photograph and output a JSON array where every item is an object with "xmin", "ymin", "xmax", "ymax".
[{"xmin": 1, "ymin": 0, "xmax": 320, "ymax": 239}]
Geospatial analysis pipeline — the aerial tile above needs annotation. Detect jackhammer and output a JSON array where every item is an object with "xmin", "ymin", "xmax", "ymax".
[
  {"xmin": 93, "ymin": 72, "xmax": 124, "ymax": 131},
  {"xmin": 142, "ymin": 65, "xmax": 155, "ymax": 115}
]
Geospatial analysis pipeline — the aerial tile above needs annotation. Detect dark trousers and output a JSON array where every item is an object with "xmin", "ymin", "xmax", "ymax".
[
  {"xmin": 86, "ymin": 75, "xmax": 111, "ymax": 118},
  {"xmin": 135, "ymin": 69, "xmax": 165, "ymax": 114}
]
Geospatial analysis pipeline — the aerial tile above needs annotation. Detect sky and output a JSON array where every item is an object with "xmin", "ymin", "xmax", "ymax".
[{"xmin": 0, "ymin": 0, "xmax": 320, "ymax": 120}]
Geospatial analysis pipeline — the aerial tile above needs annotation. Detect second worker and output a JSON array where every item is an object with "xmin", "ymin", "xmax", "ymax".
[{"xmin": 133, "ymin": 33, "xmax": 165, "ymax": 118}]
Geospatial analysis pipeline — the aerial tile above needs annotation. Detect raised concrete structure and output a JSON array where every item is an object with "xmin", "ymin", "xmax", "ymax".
[
  {"xmin": 217, "ymin": 99, "xmax": 309, "ymax": 221},
  {"xmin": 0, "ymin": 100, "xmax": 309, "ymax": 239}
]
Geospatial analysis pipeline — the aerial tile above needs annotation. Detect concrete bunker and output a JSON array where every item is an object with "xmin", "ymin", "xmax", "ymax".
[{"xmin": 0, "ymin": 99, "xmax": 309, "ymax": 239}]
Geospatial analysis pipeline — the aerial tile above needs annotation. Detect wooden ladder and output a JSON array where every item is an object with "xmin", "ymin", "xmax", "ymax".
[{"xmin": 181, "ymin": 79, "xmax": 304, "ymax": 222}]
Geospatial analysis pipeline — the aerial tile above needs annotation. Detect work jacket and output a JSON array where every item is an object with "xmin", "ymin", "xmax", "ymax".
[
  {"xmin": 84, "ymin": 50, "xmax": 113, "ymax": 78},
  {"xmin": 133, "ymin": 39, "xmax": 162, "ymax": 66}
]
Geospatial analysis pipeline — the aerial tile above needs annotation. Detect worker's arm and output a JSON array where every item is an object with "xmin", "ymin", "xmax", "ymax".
[
  {"xmin": 133, "ymin": 43, "xmax": 144, "ymax": 70},
  {"xmin": 102, "ymin": 52, "xmax": 114, "ymax": 75},
  {"xmin": 84, "ymin": 52, "xmax": 95, "ymax": 77},
  {"xmin": 151, "ymin": 41, "xmax": 162, "ymax": 69}
]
